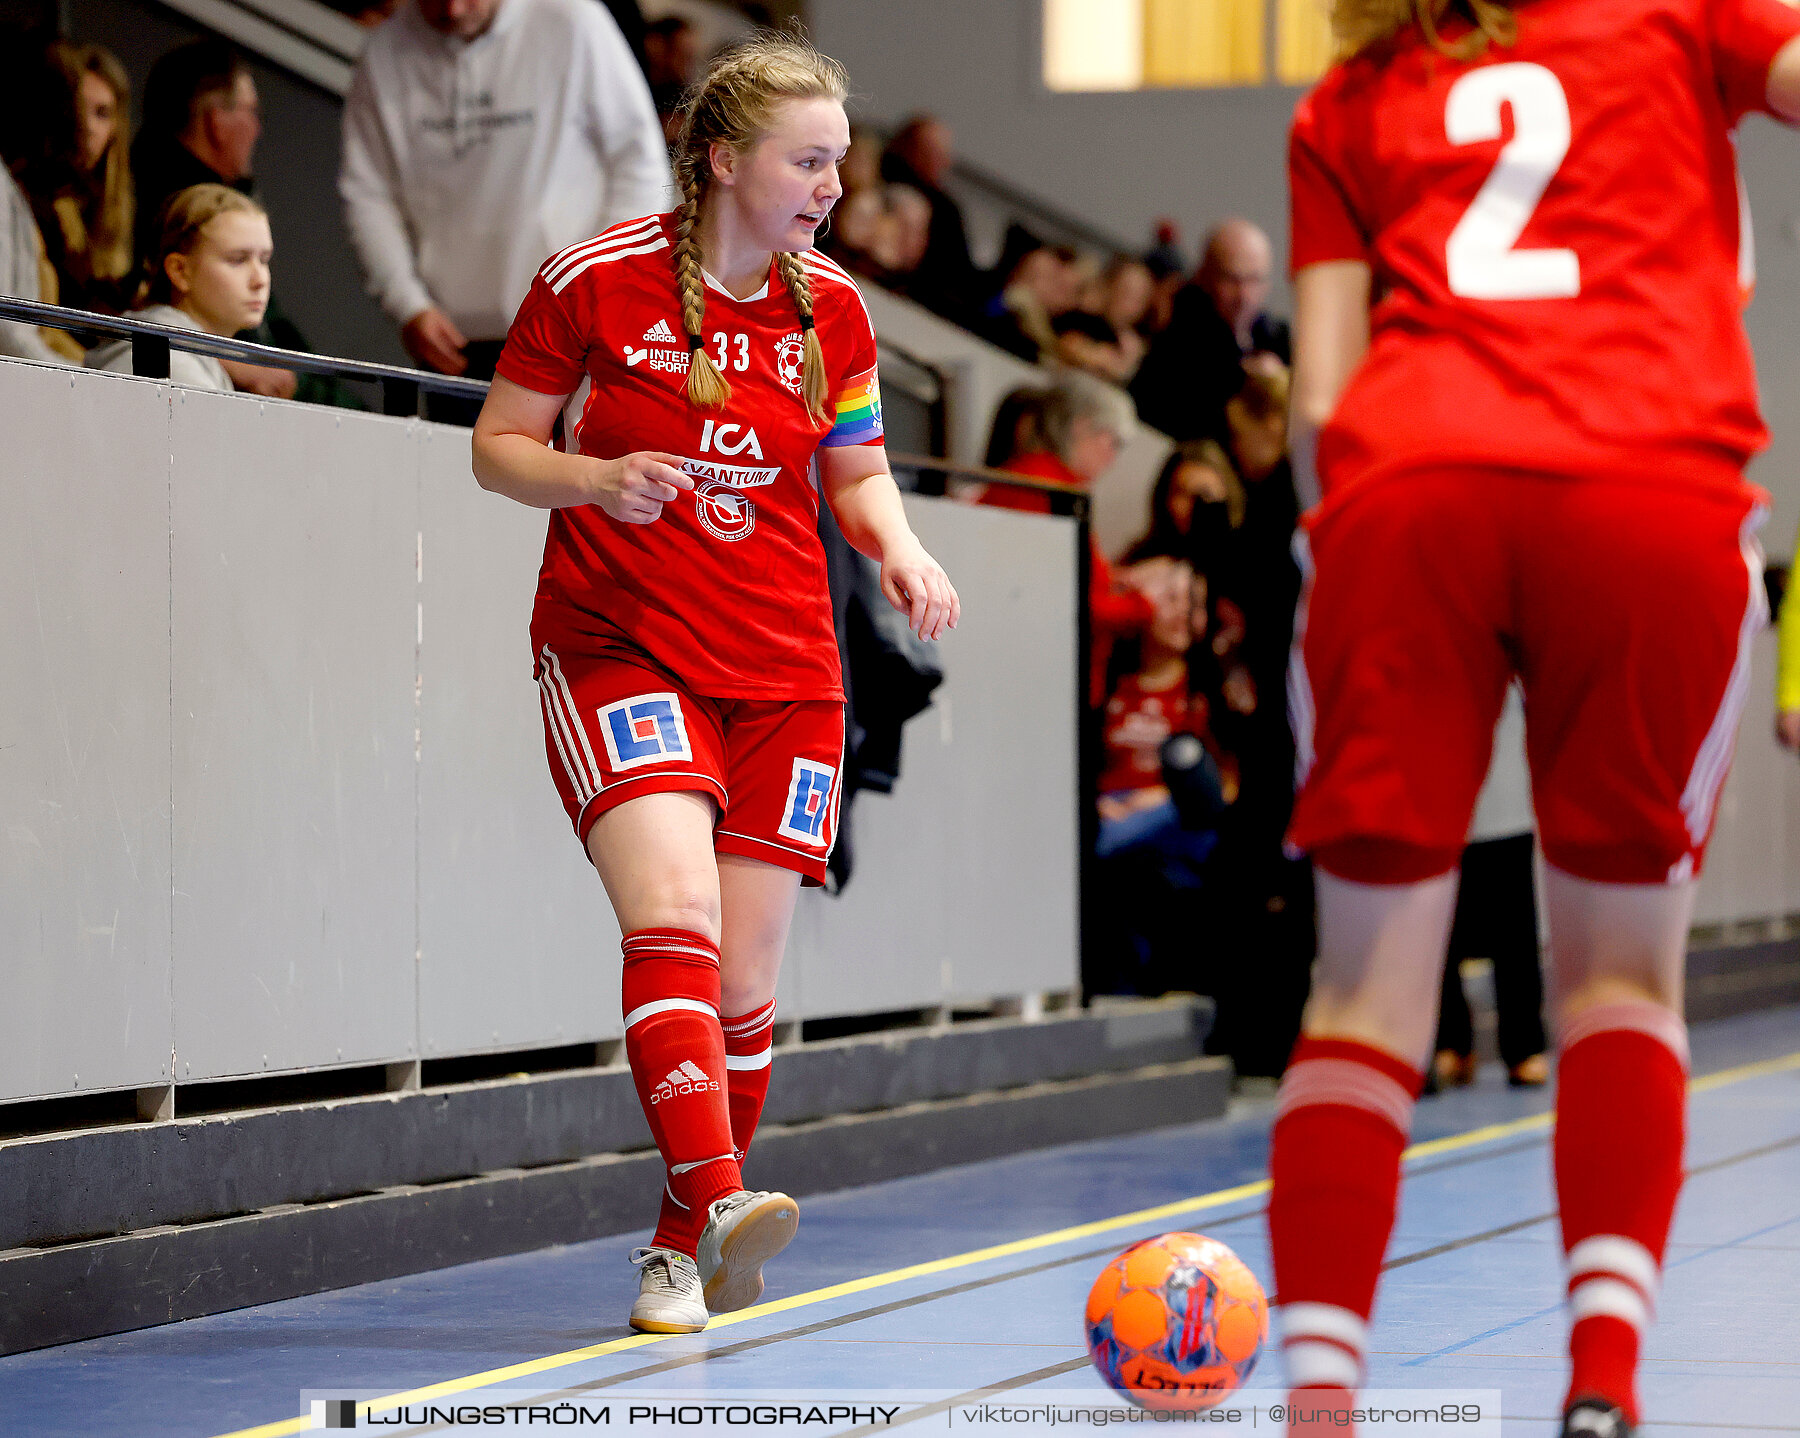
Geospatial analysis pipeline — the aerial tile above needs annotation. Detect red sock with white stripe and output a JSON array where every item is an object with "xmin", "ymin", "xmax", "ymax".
[
  {"xmin": 723, "ymin": 999, "xmax": 778, "ymax": 1157},
  {"xmin": 1269, "ymin": 1035, "xmax": 1423, "ymax": 1433},
  {"xmin": 622, "ymin": 928, "xmax": 742, "ymax": 1248},
  {"xmin": 1555, "ymin": 1001, "xmax": 1687, "ymax": 1427},
  {"xmin": 652, "ymin": 998, "xmax": 777, "ymax": 1256}
]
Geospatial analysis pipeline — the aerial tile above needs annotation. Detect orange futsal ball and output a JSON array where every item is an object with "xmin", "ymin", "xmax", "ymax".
[{"xmin": 1084, "ymin": 1232, "xmax": 1269, "ymax": 1410}]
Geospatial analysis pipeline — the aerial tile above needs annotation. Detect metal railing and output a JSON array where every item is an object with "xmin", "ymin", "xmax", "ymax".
[
  {"xmin": 1, "ymin": 295, "xmax": 1089, "ymax": 505},
  {"xmin": 0, "ymin": 295, "xmax": 487, "ymax": 416}
]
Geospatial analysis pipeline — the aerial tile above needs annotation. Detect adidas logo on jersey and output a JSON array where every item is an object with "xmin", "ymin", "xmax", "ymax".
[
  {"xmin": 642, "ymin": 318, "xmax": 678, "ymax": 344},
  {"xmin": 650, "ymin": 1060, "xmax": 720, "ymax": 1105}
]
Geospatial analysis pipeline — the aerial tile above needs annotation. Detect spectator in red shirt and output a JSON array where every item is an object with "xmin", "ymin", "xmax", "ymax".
[
  {"xmin": 1099, "ymin": 560, "xmax": 1235, "ymax": 832},
  {"xmin": 977, "ymin": 372, "xmax": 1158, "ymax": 702},
  {"xmin": 1092, "ymin": 559, "xmax": 1235, "ymax": 995}
]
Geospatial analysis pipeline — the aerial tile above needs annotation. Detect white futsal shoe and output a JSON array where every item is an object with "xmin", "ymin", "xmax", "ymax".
[
  {"xmin": 627, "ymin": 1246, "xmax": 707, "ymax": 1334},
  {"xmin": 696, "ymin": 1189, "xmax": 799, "ymax": 1314}
]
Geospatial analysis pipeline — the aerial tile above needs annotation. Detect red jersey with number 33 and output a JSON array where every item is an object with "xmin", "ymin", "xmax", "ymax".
[
  {"xmin": 1289, "ymin": 0, "xmax": 1800, "ymax": 494},
  {"xmin": 495, "ymin": 213, "xmax": 884, "ymax": 701}
]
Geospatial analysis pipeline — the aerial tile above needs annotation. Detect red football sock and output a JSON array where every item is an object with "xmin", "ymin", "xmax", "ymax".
[
  {"xmin": 1269, "ymin": 1035, "xmax": 1422, "ymax": 1432},
  {"xmin": 1555, "ymin": 1001, "xmax": 1687, "ymax": 1427},
  {"xmin": 723, "ymin": 998, "xmax": 778, "ymax": 1158},
  {"xmin": 622, "ymin": 928, "xmax": 741, "ymax": 1245},
  {"xmin": 652, "ymin": 997, "xmax": 777, "ymax": 1256}
]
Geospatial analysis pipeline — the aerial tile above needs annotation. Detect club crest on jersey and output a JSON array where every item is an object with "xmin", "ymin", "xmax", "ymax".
[
  {"xmin": 696, "ymin": 482, "xmax": 756, "ymax": 542},
  {"xmin": 778, "ymin": 758, "xmax": 837, "ymax": 848},
  {"xmin": 597, "ymin": 692, "xmax": 692, "ymax": 771},
  {"xmin": 774, "ymin": 332, "xmax": 806, "ymax": 398}
]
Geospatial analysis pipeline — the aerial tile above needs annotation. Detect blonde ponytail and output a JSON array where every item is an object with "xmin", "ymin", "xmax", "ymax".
[{"xmin": 668, "ymin": 33, "xmax": 850, "ymax": 418}]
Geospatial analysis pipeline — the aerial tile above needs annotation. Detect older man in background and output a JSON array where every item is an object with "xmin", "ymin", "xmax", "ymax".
[
  {"xmin": 341, "ymin": 0, "xmax": 670, "ymax": 416},
  {"xmin": 1131, "ymin": 218, "xmax": 1290, "ymax": 444},
  {"xmin": 133, "ymin": 42, "xmax": 262, "ymax": 262},
  {"xmin": 131, "ymin": 41, "xmax": 343, "ymax": 400}
]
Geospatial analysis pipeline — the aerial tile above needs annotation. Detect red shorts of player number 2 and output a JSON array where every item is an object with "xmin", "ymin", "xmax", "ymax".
[
  {"xmin": 534, "ymin": 642, "xmax": 845, "ymax": 886},
  {"xmin": 1287, "ymin": 464, "xmax": 1768, "ymax": 886}
]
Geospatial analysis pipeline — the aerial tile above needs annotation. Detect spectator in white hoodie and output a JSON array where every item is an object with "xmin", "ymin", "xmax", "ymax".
[{"xmin": 340, "ymin": 0, "xmax": 670, "ymax": 412}]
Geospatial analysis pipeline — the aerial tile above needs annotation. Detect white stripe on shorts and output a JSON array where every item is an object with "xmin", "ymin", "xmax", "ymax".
[
  {"xmin": 1678, "ymin": 505, "xmax": 1768, "ymax": 848},
  {"xmin": 540, "ymin": 646, "xmax": 603, "ymax": 795},
  {"xmin": 1288, "ymin": 529, "xmax": 1318, "ymax": 788},
  {"xmin": 539, "ymin": 670, "xmax": 594, "ymax": 804}
]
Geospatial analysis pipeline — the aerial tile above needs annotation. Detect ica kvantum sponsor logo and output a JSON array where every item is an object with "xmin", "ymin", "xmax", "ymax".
[{"xmin": 686, "ymin": 420, "xmax": 778, "ymax": 542}]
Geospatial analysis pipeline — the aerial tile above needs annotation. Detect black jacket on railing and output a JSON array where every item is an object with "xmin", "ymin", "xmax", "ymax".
[{"xmin": 820, "ymin": 501, "xmax": 944, "ymax": 893}]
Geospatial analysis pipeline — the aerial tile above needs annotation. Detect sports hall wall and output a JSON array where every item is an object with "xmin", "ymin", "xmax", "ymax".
[
  {"xmin": 0, "ymin": 361, "xmax": 1080, "ymax": 1106},
  {"xmin": 812, "ymin": 0, "xmax": 1800, "ymax": 550}
]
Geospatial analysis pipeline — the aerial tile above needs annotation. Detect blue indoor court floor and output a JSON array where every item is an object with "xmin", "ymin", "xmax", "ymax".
[{"xmin": 4, "ymin": 1005, "xmax": 1797, "ymax": 1438}]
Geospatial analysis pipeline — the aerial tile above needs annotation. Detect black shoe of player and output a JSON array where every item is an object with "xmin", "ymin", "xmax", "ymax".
[{"xmin": 1562, "ymin": 1398, "xmax": 1634, "ymax": 1438}]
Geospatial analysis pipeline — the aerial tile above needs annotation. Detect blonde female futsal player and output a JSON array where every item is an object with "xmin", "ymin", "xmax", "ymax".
[
  {"xmin": 470, "ymin": 36, "xmax": 959, "ymax": 1335},
  {"xmin": 1272, "ymin": 0, "xmax": 1800, "ymax": 1432}
]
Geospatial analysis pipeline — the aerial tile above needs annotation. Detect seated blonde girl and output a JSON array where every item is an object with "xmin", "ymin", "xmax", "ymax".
[{"xmin": 88, "ymin": 184, "xmax": 270, "ymax": 392}]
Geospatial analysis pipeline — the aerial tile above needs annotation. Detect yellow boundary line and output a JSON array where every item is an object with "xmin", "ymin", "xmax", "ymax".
[{"xmin": 212, "ymin": 1048, "xmax": 1800, "ymax": 1438}]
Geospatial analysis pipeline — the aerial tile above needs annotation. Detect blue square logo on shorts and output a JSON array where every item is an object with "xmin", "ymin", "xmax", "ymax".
[
  {"xmin": 779, "ymin": 758, "xmax": 837, "ymax": 848},
  {"xmin": 598, "ymin": 693, "xmax": 692, "ymax": 772}
]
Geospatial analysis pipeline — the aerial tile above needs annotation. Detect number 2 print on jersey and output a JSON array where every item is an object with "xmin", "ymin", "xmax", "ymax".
[{"xmin": 1445, "ymin": 62, "xmax": 1580, "ymax": 300}]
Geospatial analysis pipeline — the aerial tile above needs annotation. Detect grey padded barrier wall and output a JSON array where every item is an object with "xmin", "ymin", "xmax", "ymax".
[
  {"xmin": 2, "ymin": 367, "xmax": 175, "ymax": 1101},
  {"xmin": 1, "ymin": 360, "xmax": 1080, "ymax": 1103},
  {"xmin": 797, "ymin": 500, "xmax": 1081, "ymax": 1020},
  {"xmin": 169, "ymin": 395, "xmax": 420, "ymax": 1080},
  {"xmin": 416, "ymin": 425, "xmax": 623, "ymax": 1056}
]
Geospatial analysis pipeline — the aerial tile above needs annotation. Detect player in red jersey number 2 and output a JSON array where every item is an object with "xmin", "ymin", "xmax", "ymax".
[
  {"xmin": 470, "ymin": 38, "xmax": 959, "ymax": 1335},
  {"xmin": 1273, "ymin": 0, "xmax": 1800, "ymax": 1433}
]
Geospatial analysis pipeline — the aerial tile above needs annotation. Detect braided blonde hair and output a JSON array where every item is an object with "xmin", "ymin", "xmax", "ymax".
[{"xmin": 671, "ymin": 34, "xmax": 849, "ymax": 426}]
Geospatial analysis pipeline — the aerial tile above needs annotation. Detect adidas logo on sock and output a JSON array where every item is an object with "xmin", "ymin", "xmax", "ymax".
[
  {"xmin": 651, "ymin": 1060, "xmax": 720, "ymax": 1104},
  {"xmin": 643, "ymin": 318, "xmax": 678, "ymax": 344}
]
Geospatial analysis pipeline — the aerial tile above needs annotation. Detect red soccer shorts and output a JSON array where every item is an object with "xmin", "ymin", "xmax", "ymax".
[
  {"xmin": 533, "ymin": 643, "xmax": 844, "ymax": 885},
  {"xmin": 1288, "ymin": 468, "xmax": 1767, "ymax": 885}
]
